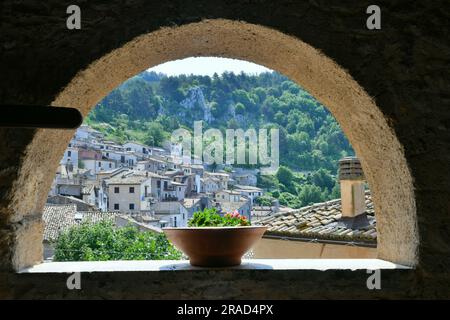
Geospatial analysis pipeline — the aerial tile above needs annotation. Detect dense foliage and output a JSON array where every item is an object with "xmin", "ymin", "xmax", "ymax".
[
  {"xmin": 53, "ymin": 221, "xmax": 182, "ymax": 261},
  {"xmin": 86, "ymin": 70, "xmax": 355, "ymax": 209},
  {"xmin": 188, "ymin": 208, "xmax": 250, "ymax": 227}
]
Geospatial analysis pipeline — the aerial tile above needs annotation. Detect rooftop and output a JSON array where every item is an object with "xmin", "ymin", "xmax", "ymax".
[
  {"xmin": 256, "ymin": 193, "xmax": 376, "ymax": 246},
  {"xmin": 106, "ymin": 171, "xmax": 159, "ymax": 184},
  {"xmin": 43, "ymin": 204, "xmax": 116, "ymax": 242},
  {"xmin": 234, "ymin": 185, "xmax": 263, "ymax": 191}
]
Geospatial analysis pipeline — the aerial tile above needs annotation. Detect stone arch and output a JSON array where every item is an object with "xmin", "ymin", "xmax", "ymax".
[{"xmin": 14, "ymin": 19, "xmax": 417, "ymax": 268}]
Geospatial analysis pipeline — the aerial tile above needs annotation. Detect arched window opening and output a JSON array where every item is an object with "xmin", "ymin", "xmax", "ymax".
[{"xmin": 45, "ymin": 57, "xmax": 377, "ymax": 262}]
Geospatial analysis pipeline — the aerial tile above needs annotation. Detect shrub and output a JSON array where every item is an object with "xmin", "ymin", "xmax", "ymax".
[
  {"xmin": 188, "ymin": 208, "xmax": 250, "ymax": 227},
  {"xmin": 53, "ymin": 220, "xmax": 182, "ymax": 261}
]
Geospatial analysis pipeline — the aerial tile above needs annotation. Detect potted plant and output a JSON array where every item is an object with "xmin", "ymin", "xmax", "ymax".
[{"xmin": 163, "ymin": 208, "xmax": 267, "ymax": 267}]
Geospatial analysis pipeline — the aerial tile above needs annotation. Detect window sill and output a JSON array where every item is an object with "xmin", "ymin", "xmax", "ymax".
[{"xmin": 19, "ymin": 259, "xmax": 410, "ymax": 274}]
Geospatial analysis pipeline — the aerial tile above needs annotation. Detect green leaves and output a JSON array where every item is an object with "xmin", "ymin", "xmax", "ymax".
[
  {"xmin": 53, "ymin": 221, "xmax": 182, "ymax": 261},
  {"xmin": 188, "ymin": 208, "xmax": 250, "ymax": 227}
]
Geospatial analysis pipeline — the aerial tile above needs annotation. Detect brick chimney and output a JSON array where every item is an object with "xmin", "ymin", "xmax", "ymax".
[{"xmin": 339, "ymin": 157, "xmax": 366, "ymax": 218}]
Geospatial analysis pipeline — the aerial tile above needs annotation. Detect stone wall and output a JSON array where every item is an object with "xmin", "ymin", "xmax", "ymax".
[{"xmin": 1, "ymin": 0, "xmax": 449, "ymax": 298}]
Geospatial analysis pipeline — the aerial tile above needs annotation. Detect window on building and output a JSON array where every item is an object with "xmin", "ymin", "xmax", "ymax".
[
  {"xmin": 129, "ymin": 203, "xmax": 135, "ymax": 210},
  {"xmin": 129, "ymin": 187, "xmax": 135, "ymax": 193},
  {"xmin": 114, "ymin": 187, "xmax": 120, "ymax": 193},
  {"xmin": 174, "ymin": 216, "xmax": 177, "ymax": 227},
  {"xmin": 98, "ymin": 162, "xmax": 101, "ymax": 167},
  {"xmin": 157, "ymin": 180, "xmax": 161, "ymax": 188},
  {"xmin": 109, "ymin": 163, "xmax": 112, "ymax": 168},
  {"xmin": 68, "ymin": 151, "xmax": 71, "ymax": 157},
  {"xmin": 114, "ymin": 203, "xmax": 119, "ymax": 210}
]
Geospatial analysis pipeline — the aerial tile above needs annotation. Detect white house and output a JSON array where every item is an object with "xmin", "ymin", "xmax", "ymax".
[
  {"xmin": 82, "ymin": 159, "xmax": 117, "ymax": 174},
  {"xmin": 233, "ymin": 172, "xmax": 257, "ymax": 186},
  {"xmin": 102, "ymin": 150, "xmax": 137, "ymax": 167},
  {"xmin": 75, "ymin": 125, "xmax": 103, "ymax": 142},
  {"xmin": 136, "ymin": 157, "xmax": 167, "ymax": 173},
  {"xmin": 215, "ymin": 190, "xmax": 241, "ymax": 202},
  {"xmin": 123, "ymin": 141, "xmax": 152, "ymax": 159},
  {"xmin": 161, "ymin": 180, "xmax": 187, "ymax": 201},
  {"xmin": 152, "ymin": 201, "xmax": 188, "ymax": 227},
  {"xmin": 200, "ymin": 176, "xmax": 222, "ymax": 193},
  {"xmin": 204, "ymin": 172, "xmax": 230, "ymax": 190},
  {"xmin": 234, "ymin": 185, "xmax": 264, "ymax": 205},
  {"xmin": 60, "ymin": 147, "xmax": 79, "ymax": 172},
  {"xmin": 107, "ymin": 173, "xmax": 153, "ymax": 213}
]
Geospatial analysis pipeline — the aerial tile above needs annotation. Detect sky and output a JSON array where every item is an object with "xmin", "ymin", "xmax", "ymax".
[{"xmin": 147, "ymin": 57, "xmax": 272, "ymax": 76}]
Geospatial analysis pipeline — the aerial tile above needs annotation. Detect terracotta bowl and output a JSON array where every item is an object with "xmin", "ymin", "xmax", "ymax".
[{"xmin": 163, "ymin": 226, "xmax": 267, "ymax": 267}]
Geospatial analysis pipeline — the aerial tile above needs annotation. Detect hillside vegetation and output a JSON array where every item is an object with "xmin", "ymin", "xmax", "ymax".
[{"xmin": 85, "ymin": 70, "xmax": 354, "ymax": 208}]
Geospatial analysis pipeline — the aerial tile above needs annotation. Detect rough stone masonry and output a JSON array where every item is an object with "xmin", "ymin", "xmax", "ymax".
[{"xmin": 0, "ymin": 0, "xmax": 449, "ymax": 299}]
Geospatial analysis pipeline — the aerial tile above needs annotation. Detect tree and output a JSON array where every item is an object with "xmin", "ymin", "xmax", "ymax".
[
  {"xmin": 145, "ymin": 121, "xmax": 168, "ymax": 147},
  {"xmin": 255, "ymin": 195, "xmax": 274, "ymax": 206},
  {"xmin": 276, "ymin": 166, "xmax": 294, "ymax": 186},
  {"xmin": 310, "ymin": 168, "xmax": 335, "ymax": 191},
  {"xmin": 298, "ymin": 184, "xmax": 323, "ymax": 206},
  {"xmin": 234, "ymin": 102, "xmax": 245, "ymax": 115},
  {"xmin": 54, "ymin": 221, "xmax": 182, "ymax": 261},
  {"xmin": 87, "ymin": 70, "xmax": 356, "ymax": 207}
]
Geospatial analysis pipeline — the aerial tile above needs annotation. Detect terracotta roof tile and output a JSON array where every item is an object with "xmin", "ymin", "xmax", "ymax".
[
  {"xmin": 256, "ymin": 193, "xmax": 376, "ymax": 245},
  {"xmin": 43, "ymin": 204, "xmax": 117, "ymax": 242}
]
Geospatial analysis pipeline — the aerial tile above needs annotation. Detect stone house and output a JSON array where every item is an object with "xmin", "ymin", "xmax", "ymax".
[
  {"xmin": 123, "ymin": 141, "xmax": 152, "ymax": 159},
  {"xmin": 152, "ymin": 201, "xmax": 188, "ymax": 227},
  {"xmin": 200, "ymin": 176, "xmax": 222, "ymax": 193},
  {"xmin": 102, "ymin": 150, "xmax": 137, "ymax": 167},
  {"xmin": 82, "ymin": 158, "xmax": 117, "ymax": 173},
  {"xmin": 106, "ymin": 172, "xmax": 153, "ymax": 213},
  {"xmin": 215, "ymin": 190, "xmax": 241, "ymax": 202},
  {"xmin": 136, "ymin": 157, "xmax": 167, "ymax": 173},
  {"xmin": 233, "ymin": 172, "xmax": 257, "ymax": 186},
  {"xmin": 60, "ymin": 146, "xmax": 79, "ymax": 173},
  {"xmin": 203, "ymin": 172, "xmax": 230, "ymax": 190},
  {"xmin": 234, "ymin": 185, "xmax": 263, "ymax": 205}
]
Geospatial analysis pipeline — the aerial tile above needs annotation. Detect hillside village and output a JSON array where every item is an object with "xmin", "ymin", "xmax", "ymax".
[
  {"xmin": 47, "ymin": 124, "xmax": 280, "ymax": 230},
  {"xmin": 44, "ymin": 124, "xmax": 378, "ymax": 260}
]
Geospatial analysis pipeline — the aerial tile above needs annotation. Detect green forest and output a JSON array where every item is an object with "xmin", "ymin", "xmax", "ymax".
[{"xmin": 85, "ymin": 70, "xmax": 354, "ymax": 208}]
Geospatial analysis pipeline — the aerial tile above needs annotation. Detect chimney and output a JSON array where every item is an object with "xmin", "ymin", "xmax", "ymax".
[{"xmin": 339, "ymin": 157, "xmax": 366, "ymax": 218}]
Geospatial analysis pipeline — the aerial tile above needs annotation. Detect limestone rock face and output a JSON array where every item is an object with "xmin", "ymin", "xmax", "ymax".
[{"xmin": 180, "ymin": 86, "xmax": 214, "ymax": 123}]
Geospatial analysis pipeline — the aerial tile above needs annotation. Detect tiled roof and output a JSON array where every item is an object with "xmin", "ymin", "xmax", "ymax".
[
  {"xmin": 43, "ymin": 204, "xmax": 116, "ymax": 242},
  {"xmin": 106, "ymin": 172, "xmax": 150, "ymax": 185},
  {"xmin": 234, "ymin": 185, "xmax": 263, "ymax": 191},
  {"xmin": 256, "ymin": 194, "xmax": 376, "ymax": 245}
]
